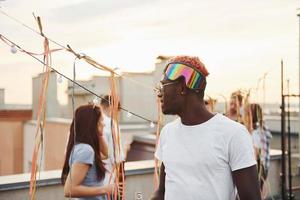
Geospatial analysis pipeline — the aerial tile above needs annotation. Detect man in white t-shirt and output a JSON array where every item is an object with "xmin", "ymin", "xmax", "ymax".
[
  {"xmin": 100, "ymin": 95, "xmax": 124, "ymax": 185},
  {"xmin": 150, "ymin": 56, "xmax": 261, "ymax": 200}
]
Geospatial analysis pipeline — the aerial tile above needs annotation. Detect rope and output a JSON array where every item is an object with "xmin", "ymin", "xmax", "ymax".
[
  {"xmin": 154, "ymin": 96, "xmax": 162, "ymax": 189},
  {"xmin": 109, "ymin": 72, "xmax": 125, "ymax": 200},
  {"xmin": 243, "ymin": 90, "xmax": 253, "ymax": 132},
  {"xmin": 29, "ymin": 17, "xmax": 52, "ymax": 199}
]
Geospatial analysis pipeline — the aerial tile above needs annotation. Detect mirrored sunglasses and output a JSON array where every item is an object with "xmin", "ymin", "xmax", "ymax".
[{"xmin": 164, "ymin": 62, "xmax": 205, "ymax": 90}]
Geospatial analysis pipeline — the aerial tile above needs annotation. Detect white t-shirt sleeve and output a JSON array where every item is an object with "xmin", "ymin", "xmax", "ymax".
[{"xmin": 229, "ymin": 127, "xmax": 256, "ymax": 171}]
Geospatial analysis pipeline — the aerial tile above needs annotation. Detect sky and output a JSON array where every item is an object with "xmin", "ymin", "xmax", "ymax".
[{"xmin": 0, "ymin": 0, "xmax": 299, "ymax": 106}]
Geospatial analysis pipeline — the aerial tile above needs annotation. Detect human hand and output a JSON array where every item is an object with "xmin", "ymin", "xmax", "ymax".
[{"xmin": 104, "ymin": 184, "xmax": 114, "ymax": 194}]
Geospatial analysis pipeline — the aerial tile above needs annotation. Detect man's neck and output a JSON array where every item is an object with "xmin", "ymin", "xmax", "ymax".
[{"xmin": 179, "ymin": 103, "xmax": 214, "ymax": 126}]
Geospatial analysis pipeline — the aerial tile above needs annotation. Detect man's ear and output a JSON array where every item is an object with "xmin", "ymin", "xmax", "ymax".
[{"xmin": 179, "ymin": 79, "xmax": 187, "ymax": 95}]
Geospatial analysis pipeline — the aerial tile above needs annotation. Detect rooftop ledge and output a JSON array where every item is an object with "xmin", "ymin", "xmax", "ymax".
[
  {"xmin": 0, "ymin": 150, "xmax": 283, "ymax": 192},
  {"xmin": 0, "ymin": 160, "xmax": 155, "ymax": 191}
]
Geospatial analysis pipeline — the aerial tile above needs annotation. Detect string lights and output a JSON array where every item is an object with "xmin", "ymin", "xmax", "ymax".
[
  {"xmin": 57, "ymin": 74, "xmax": 63, "ymax": 83},
  {"xmin": 10, "ymin": 44, "xmax": 17, "ymax": 54},
  {"xmin": 150, "ymin": 122, "xmax": 155, "ymax": 128},
  {"xmin": 126, "ymin": 111, "xmax": 133, "ymax": 118},
  {"xmin": 0, "ymin": 8, "xmax": 155, "ymax": 91},
  {"xmin": 0, "ymin": 10, "xmax": 162, "ymax": 200},
  {"xmin": 0, "ymin": 33, "xmax": 158, "ymax": 126},
  {"xmin": 92, "ymin": 97, "xmax": 99, "ymax": 105}
]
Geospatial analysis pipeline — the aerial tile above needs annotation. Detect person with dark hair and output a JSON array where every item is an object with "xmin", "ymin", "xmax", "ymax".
[
  {"xmin": 61, "ymin": 104, "xmax": 112, "ymax": 199},
  {"xmin": 250, "ymin": 103, "xmax": 272, "ymax": 190},
  {"xmin": 151, "ymin": 56, "xmax": 261, "ymax": 200}
]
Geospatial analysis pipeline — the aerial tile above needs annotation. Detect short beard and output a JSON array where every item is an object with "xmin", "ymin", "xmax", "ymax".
[{"xmin": 162, "ymin": 108, "xmax": 179, "ymax": 115}]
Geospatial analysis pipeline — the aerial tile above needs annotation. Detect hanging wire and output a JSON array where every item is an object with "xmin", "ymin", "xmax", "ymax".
[
  {"xmin": 0, "ymin": 8, "xmax": 155, "ymax": 91},
  {"xmin": 0, "ymin": 8, "xmax": 66, "ymax": 49},
  {"xmin": 4, "ymin": 8, "xmax": 280, "ymax": 121},
  {"xmin": 0, "ymin": 8, "xmax": 283, "ymax": 107},
  {"xmin": 0, "ymin": 33, "xmax": 156, "ymax": 124}
]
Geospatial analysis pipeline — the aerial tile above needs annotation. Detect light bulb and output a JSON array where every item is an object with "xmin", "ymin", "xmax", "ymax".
[
  {"xmin": 93, "ymin": 97, "xmax": 99, "ymax": 105},
  {"xmin": 150, "ymin": 122, "xmax": 155, "ymax": 128},
  {"xmin": 114, "ymin": 68, "xmax": 122, "ymax": 76},
  {"xmin": 57, "ymin": 75, "xmax": 63, "ymax": 83},
  {"xmin": 10, "ymin": 45, "xmax": 17, "ymax": 54},
  {"xmin": 126, "ymin": 112, "xmax": 133, "ymax": 118}
]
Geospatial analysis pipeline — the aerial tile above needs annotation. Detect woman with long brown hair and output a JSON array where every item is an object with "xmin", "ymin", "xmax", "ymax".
[{"xmin": 61, "ymin": 104, "xmax": 112, "ymax": 199}]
